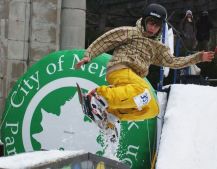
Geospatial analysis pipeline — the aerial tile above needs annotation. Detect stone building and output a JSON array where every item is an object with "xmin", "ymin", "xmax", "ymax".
[{"xmin": 0, "ymin": 0, "xmax": 86, "ymax": 120}]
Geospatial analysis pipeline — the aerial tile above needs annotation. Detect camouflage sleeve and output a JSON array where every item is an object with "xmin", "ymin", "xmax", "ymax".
[
  {"xmin": 153, "ymin": 46, "xmax": 203, "ymax": 69},
  {"xmin": 84, "ymin": 27, "xmax": 130, "ymax": 60}
]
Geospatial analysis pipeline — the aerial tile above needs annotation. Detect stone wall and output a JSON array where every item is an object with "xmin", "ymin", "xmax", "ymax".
[
  {"xmin": 0, "ymin": 0, "xmax": 86, "ymax": 122},
  {"xmin": 0, "ymin": 0, "xmax": 62, "ymax": 121},
  {"xmin": 0, "ymin": 0, "xmax": 8, "ymax": 122},
  {"xmin": 61, "ymin": 0, "xmax": 86, "ymax": 49}
]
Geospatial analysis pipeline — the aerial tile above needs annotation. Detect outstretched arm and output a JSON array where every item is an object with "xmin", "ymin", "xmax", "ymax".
[
  {"xmin": 75, "ymin": 27, "xmax": 130, "ymax": 69},
  {"xmin": 153, "ymin": 46, "xmax": 215, "ymax": 69},
  {"xmin": 201, "ymin": 51, "xmax": 215, "ymax": 62}
]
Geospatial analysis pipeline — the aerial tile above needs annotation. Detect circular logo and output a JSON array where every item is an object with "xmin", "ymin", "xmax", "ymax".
[
  {"xmin": 1, "ymin": 49, "xmax": 157, "ymax": 169},
  {"xmin": 1, "ymin": 49, "xmax": 110, "ymax": 154}
]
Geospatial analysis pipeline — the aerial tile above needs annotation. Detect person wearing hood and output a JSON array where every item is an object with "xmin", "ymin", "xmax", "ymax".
[
  {"xmin": 196, "ymin": 11, "xmax": 215, "ymax": 81},
  {"xmin": 76, "ymin": 4, "xmax": 214, "ymax": 122},
  {"xmin": 179, "ymin": 10, "xmax": 197, "ymax": 54},
  {"xmin": 196, "ymin": 11, "xmax": 213, "ymax": 51}
]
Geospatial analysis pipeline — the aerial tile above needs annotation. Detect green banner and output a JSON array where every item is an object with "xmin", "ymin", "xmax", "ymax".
[{"xmin": 1, "ymin": 49, "xmax": 157, "ymax": 169}]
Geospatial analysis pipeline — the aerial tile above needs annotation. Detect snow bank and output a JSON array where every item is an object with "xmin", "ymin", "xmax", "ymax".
[
  {"xmin": 0, "ymin": 150, "xmax": 85, "ymax": 169},
  {"xmin": 156, "ymin": 84, "xmax": 217, "ymax": 169}
]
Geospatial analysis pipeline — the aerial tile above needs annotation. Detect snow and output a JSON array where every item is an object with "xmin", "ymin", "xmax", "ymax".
[
  {"xmin": 156, "ymin": 84, "xmax": 217, "ymax": 169},
  {"xmin": 0, "ymin": 150, "xmax": 85, "ymax": 169},
  {"xmin": 156, "ymin": 91, "xmax": 168, "ymax": 153}
]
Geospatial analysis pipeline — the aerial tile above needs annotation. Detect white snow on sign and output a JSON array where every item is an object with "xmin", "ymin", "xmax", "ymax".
[{"xmin": 0, "ymin": 150, "xmax": 85, "ymax": 169}]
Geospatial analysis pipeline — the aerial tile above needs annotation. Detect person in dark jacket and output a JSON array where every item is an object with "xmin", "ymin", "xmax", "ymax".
[
  {"xmin": 179, "ymin": 10, "xmax": 197, "ymax": 54},
  {"xmin": 196, "ymin": 11, "xmax": 213, "ymax": 51}
]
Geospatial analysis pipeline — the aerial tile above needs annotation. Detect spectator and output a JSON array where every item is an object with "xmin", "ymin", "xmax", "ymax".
[
  {"xmin": 196, "ymin": 11, "xmax": 213, "ymax": 51},
  {"xmin": 179, "ymin": 10, "xmax": 197, "ymax": 54}
]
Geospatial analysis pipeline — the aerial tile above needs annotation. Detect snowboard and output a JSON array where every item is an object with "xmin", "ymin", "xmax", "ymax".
[{"xmin": 76, "ymin": 83, "xmax": 119, "ymax": 142}]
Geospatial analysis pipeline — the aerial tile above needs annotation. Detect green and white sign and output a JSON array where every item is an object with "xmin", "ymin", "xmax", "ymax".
[{"xmin": 1, "ymin": 49, "xmax": 157, "ymax": 169}]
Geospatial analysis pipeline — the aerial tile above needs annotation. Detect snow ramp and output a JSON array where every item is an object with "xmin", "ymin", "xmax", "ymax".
[{"xmin": 156, "ymin": 84, "xmax": 217, "ymax": 169}]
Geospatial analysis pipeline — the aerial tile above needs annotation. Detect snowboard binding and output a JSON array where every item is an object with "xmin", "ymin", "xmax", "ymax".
[{"xmin": 76, "ymin": 83, "xmax": 119, "ymax": 142}]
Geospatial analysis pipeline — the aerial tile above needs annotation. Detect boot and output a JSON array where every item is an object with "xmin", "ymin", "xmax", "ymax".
[{"xmin": 87, "ymin": 89, "xmax": 108, "ymax": 122}]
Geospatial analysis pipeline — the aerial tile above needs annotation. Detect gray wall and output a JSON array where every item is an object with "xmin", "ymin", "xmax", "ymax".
[
  {"xmin": 61, "ymin": 0, "xmax": 86, "ymax": 49},
  {"xmin": 0, "ymin": 0, "xmax": 86, "ymax": 122}
]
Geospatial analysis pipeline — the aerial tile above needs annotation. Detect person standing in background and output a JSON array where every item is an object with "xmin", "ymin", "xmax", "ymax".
[
  {"xmin": 196, "ymin": 11, "xmax": 213, "ymax": 51},
  {"xmin": 179, "ymin": 10, "xmax": 197, "ymax": 54},
  {"xmin": 196, "ymin": 11, "xmax": 216, "ymax": 81}
]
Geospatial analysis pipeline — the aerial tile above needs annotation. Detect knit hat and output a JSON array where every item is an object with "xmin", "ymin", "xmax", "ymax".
[{"xmin": 185, "ymin": 10, "xmax": 193, "ymax": 17}]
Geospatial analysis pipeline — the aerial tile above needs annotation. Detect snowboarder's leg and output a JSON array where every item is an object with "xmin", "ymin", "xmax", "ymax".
[
  {"xmin": 107, "ymin": 102, "xmax": 159, "ymax": 121},
  {"xmin": 96, "ymin": 68, "xmax": 159, "ymax": 121}
]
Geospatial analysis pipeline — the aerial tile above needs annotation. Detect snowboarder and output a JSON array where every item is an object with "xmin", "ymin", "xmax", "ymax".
[{"xmin": 75, "ymin": 3, "xmax": 215, "ymax": 123}]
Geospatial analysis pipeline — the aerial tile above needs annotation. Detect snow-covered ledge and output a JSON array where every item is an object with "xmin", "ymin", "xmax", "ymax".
[
  {"xmin": 156, "ymin": 84, "xmax": 217, "ymax": 169},
  {"xmin": 0, "ymin": 150, "xmax": 85, "ymax": 169},
  {"xmin": 0, "ymin": 150, "xmax": 129, "ymax": 169}
]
